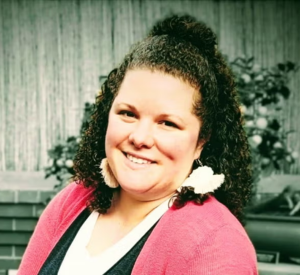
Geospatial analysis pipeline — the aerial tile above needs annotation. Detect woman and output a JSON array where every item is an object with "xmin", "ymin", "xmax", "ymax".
[{"xmin": 18, "ymin": 14, "xmax": 258, "ymax": 274}]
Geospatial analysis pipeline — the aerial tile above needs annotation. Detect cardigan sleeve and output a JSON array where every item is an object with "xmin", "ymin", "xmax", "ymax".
[
  {"xmin": 185, "ymin": 225, "xmax": 258, "ymax": 275},
  {"xmin": 17, "ymin": 182, "xmax": 90, "ymax": 275}
]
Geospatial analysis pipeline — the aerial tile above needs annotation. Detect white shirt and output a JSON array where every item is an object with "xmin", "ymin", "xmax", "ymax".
[{"xmin": 58, "ymin": 199, "xmax": 170, "ymax": 275}]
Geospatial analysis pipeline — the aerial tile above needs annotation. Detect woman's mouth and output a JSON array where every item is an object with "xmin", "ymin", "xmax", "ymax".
[{"xmin": 125, "ymin": 153, "xmax": 153, "ymax": 165}]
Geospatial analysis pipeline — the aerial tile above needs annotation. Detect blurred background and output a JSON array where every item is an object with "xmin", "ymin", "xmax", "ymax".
[{"xmin": 0, "ymin": 0, "xmax": 299, "ymax": 274}]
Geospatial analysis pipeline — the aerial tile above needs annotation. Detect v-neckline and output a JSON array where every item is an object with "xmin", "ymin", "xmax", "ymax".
[{"xmin": 58, "ymin": 197, "xmax": 171, "ymax": 274}]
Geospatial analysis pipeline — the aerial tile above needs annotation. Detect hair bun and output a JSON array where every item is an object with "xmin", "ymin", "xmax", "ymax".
[{"xmin": 148, "ymin": 14, "xmax": 217, "ymax": 56}]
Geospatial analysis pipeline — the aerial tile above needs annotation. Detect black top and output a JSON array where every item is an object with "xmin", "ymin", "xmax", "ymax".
[{"xmin": 38, "ymin": 208, "xmax": 156, "ymax": 275}]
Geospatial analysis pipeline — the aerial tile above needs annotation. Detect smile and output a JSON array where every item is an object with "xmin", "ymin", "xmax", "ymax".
[{"xmin": 126, "ymin": 153, "xmax": 153, "ymax": 164}]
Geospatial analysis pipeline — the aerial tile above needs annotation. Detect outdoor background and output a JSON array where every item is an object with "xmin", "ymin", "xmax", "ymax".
[
  {"xmin": 0, "ymin": 0, "xmax": 300, "ymax": 273},
  {"xmin": 0, "ymin": 0, "xmax": 299, "ymax": 173}
]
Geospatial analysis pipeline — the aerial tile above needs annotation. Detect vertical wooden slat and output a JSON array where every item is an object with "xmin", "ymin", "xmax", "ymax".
[
  {"xmin": 21, "ymin": 0, "xmax": 40, "ymax": 171},
  {"xmin": 35, "ymin": 0, "xmax": 60, "ymax": 169},
  {"xmin": 282, "ymin": 0, "xmax": 300, "ymax": 174},
  {"xmin": 4, "ymin": 0, "xmax": 17, "ymax": 171},
  {"xmin": 0, "ymin": 0, "xmax": 5, "ymax": 170},
  {"xmin": 219, "ymin": 1, "xmax": 246, "ymax": 59},
  {"xmin": 242, "ymin": 0, "xmax": 255, "ymax": 58},
  {"xmin": 78, "ymin": 0, "xmax": 97, "ymax": 105}
]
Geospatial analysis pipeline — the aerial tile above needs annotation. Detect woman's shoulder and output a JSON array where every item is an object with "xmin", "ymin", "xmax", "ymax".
[
  {"xmin": 38, "ymin": 181, "xmax": 94, "ymax": 240},
  {"xmin": 41, "ymin": 181, "xmax": 94, "ymax": 226},
  {"xmin": 17, "ymin": 182, "xmax": 95, "ymax": 274},
  {"xmin": 53, "ymin": 181, "xmax": 93, "ymax": 204},
  {"xmin": 50, "ymin": 181, "xmax": 93, "ymax": 209},
  {"xmin": 162, "ymin": 196, "xmax": 250, "ymax": 242},
  {"xmin": 134, "ymin": 196, "xmax": 257, "ymax": 274}
]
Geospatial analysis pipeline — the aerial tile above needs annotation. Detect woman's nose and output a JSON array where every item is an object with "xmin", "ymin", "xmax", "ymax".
[{"xmin": 128, "ymin": 120, "xmax": 154, "ymax": 149}]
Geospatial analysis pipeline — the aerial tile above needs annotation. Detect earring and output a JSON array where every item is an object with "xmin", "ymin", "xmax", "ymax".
[
  {"xmin": 196, "ymin": 159, "xmax": 203, "ymax": 167},
  {"xmin": 180, "ymin": 159, "xmax": 224, "ymax": 194},
  {"xmin": 100, "ymin": 158, "xmax": 119, "ymax": 188}
]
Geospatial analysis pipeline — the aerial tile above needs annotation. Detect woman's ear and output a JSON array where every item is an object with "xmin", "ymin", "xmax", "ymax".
[{"xmin": 194, "ymin": 140, "xmax": 205, "ymax": 160}]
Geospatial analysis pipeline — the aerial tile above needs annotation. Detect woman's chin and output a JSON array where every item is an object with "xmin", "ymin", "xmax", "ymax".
[
  {"xmin": 118, "ymin": 181, "xmax": 157, "ymax": 198},
  {"xmin": 120, "ymin": 182, "xmax": 152, "ymax": 193}
]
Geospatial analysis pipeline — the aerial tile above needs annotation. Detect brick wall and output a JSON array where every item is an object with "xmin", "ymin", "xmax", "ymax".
[
  {"xmin": 0, "ymin": 172, "xmax": 56, "ymax": 274},
  {"xmin": 0, "ymin": 189, "xmax": 54, "ymax": 273}
]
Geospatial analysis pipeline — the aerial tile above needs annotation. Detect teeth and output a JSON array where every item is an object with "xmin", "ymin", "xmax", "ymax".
[{"xmin": 127, "ymin": 154, "xmax": 151, "ymax": 164}]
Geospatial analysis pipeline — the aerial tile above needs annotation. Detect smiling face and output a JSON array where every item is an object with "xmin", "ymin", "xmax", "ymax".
[{"xmin": 105, "ymin": 69, "xmax": 202, "ymax": 201}]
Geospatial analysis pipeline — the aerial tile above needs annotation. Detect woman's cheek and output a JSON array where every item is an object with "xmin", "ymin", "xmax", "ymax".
[
  {"xmin": 107, "ymin": 116, "xmax": 134, "ymax": 143},
  {"xmin": 106, "ymin": 116, "xmax": 123, "ymax": 146},
  {"xmin": 155, "ymin": 131, "xmax": 184, "ymax": 155}
]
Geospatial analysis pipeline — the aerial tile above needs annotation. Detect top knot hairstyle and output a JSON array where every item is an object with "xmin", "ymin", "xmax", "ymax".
[
  {"xmin": 73, "ymin": 14, "xmax": 253, "ymax": 223},
  {"xmin": 149, "ymin": 14, "xmax": 217, "ymax": 58}
]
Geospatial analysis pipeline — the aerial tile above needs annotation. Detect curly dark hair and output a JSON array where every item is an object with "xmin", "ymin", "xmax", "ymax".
[{"xmin": 73, "ymin": 14, "xmax": 253, "ymax": 223}]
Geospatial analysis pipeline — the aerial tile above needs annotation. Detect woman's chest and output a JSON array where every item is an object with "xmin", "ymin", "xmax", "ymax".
[{"xmin": 86, "ymin": 215, "xmax": 138, "ymax": 257}]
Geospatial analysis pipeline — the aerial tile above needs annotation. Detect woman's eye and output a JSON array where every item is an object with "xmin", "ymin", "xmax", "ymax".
[
  {"xmin": 119, "ymin": 111, "xmax": 135, "ymax": 117},
  {"xmin": 160, "ymin": 121, "xmax": 178, "ymax": 128}
]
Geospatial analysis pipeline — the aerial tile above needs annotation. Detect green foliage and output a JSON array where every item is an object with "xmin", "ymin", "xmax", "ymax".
[
  {"xmin": 230, "ymin": 57, "xmax": 298, "ymax": 182},
  {"xmin": 44, "ymin": 103, "xmax": 95, "ymax": 193}
]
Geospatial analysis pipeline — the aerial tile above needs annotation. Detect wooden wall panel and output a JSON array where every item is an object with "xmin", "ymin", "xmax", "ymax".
[
  {"xmin": 0, "ymin": 0, "xmax": 299, "ymax": 173},
  {"xmin": 0, "ymin": 0, "xmax": 5, "ymax": 171}
]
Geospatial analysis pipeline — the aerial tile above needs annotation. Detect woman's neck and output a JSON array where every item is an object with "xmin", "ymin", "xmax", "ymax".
[{"xmin": 109, "ymin": 190, "xmax": 173, "ymax": 227}]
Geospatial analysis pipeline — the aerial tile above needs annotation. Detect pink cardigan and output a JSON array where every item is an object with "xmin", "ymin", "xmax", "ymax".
[{"xmin": 18, "ymin": 182, "xmax": 258, "ymax": 274}]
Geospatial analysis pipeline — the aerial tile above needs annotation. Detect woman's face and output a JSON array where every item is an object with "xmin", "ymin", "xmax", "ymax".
[{"xmin": 105, "ymin": 69, "xmax": 202, "ymax": 201}]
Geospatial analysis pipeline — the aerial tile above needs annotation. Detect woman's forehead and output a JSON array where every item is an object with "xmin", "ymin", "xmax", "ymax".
[
  {"xmin": 119, "ymin": 69, "xmax": 196, "ymax": 94},
  {"xmin": 111, "ymin": 71, "xmax": 202, "ymax": 124}
]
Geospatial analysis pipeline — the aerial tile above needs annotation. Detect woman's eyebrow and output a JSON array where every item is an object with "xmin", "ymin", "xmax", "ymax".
[
  {"xmin": 159, "ymin": 113, "xmax": 185, "ymax": 123},
  {"xmin": 115, "ymin": 102, "xmax": 137, "ymax": 111}
]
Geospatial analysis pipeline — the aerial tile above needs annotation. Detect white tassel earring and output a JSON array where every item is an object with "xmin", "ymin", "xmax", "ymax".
[
  {"xmin": 180, "ymin": 159, "xmax": 224, "ymax": 194},
  {"xmin": 100, "ymin": 158, "xmax": 119, "ymax": 188}
]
